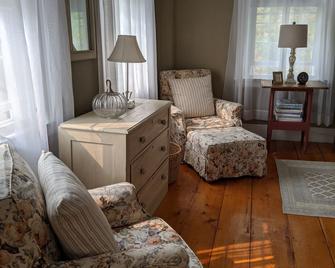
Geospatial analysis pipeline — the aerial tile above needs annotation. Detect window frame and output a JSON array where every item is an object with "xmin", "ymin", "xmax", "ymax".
[
  {"xmin": 65, "ymin": 0, "xmax": 97, "ymax": 62},
  {"xmin": 247, "ymin": 0, "xmax": 321, "ymax": 80}
]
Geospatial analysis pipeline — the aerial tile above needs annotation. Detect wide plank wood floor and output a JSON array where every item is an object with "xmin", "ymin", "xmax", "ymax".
[{"xmin": 154, "ymin": 141, "xmax": 335, "ymax": 268}]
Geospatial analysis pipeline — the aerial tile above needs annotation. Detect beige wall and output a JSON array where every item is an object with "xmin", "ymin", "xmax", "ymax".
[
  {"xmin": 155, "ymin": 0, "xmax": 234, "ymax": 98},
  {"xmin": 71, "ymin": 59, "xmax": 99, "ymax": 116}
]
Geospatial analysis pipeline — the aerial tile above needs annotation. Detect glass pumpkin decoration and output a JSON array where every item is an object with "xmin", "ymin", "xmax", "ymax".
[{"xmin": 92, "ymin": 79, "xmax": 127, "ymax": 118}]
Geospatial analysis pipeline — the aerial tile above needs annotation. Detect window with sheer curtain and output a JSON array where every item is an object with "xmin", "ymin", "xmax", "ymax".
[
  {"xmin": 224, "ymin": 0, "xmax": 335, "ymax": 125},
  {"xmin": 250, "ymin": 4, "xmax": 319, "ymax": 78},
  {"xmin": 0, "ymin": 0, "xmax": 74, "ymax": 169}
]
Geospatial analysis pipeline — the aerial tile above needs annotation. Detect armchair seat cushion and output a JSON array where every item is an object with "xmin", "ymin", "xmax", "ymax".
[
  {"xmin": 115, "ymin": 217, "xmax": 202, "ymax": 267},
  {"xmin": 186, "ymin": 116, "xmax": 236, "ymax": 132},
  {"xmin": 184, "ymin": 127, "xmax": 267, "ymax": 181}
]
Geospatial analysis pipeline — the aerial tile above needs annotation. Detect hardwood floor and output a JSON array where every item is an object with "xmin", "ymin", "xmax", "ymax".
[{"xmin": 154, "ymin": 141, "xmax": 335, "ymax": 268}]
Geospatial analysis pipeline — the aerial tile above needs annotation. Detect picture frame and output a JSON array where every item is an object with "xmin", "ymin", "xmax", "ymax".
[{"xmin": 272, "ymin": 71, "xmax": 283, "ymax": 85}]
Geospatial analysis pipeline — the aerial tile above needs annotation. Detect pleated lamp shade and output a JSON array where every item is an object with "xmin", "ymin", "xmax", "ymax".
[
  {"xmin": 278, "ymin": 24, "xmax": 308, "ymax": 48},
  {"xmin": 108, "ymin": 35, "xmax": 146, "ymax": 63}
]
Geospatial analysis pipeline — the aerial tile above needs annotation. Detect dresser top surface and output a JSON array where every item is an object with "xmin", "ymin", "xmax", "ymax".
[{"xmin": 59, "ymin": 99, "xmax": 171, "ymax": 134}]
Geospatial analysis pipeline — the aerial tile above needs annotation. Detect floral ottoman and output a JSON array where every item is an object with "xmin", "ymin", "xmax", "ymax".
[{"xmin": 184, "ymin": 127, "xmax": 267, "ymax": 181}]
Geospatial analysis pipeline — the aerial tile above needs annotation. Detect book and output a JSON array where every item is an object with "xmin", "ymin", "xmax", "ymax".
[
  {"xmin": 275, "ymin": 107, "xmax": 303, "ymax": 114},
  {"xmin": 274, "ymin": 112, "xmax": 302, "ymax": 118},
  {"xmin": 275, "ymin": 117, "xmax": 303, "ymax": 122},
  {"xmin": 274, "ymin": 112, "xmax": 303, "ymax": 122},
  {"xmin": 276, "ymin": 99, "xmax": 303, "ymax": 109}
]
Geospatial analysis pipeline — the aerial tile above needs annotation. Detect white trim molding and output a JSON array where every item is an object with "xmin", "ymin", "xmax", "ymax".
[{"xmin": 244, "ymin": 123, "xmax": 335, "ymax": 143}]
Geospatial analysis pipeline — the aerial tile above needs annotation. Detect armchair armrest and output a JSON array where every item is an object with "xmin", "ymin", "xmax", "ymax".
[
  {"xmin": 49, "ymin": 244, "xmax": 189, "ymax": 268},
  {"xmin": 215, "ymin": 99, "xmax": 242, "ymax": 126},
  {"xmin": 88, "ymin": 182, "xmax": 150, "ymax": 228},
  {"xmin": 170, "ymin": 105, "xmax": 187, "ymax": 148}
]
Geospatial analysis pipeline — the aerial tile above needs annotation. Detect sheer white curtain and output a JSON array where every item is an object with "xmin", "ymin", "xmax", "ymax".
[
  {"xmin": 99, "ymin": 0, "xmax": 157, "ymax": 99},
  {"xmin": 0, "ymin": 0, "xmax": 74, "ymax": 168},
  {"xmin": 224, "ymin": 0, "xmax": 335, "ymax": 126}
]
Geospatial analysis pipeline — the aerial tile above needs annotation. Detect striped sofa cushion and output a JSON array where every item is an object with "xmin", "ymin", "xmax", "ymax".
[
  {"xmin": 169, "ymin": 75, "xmax": 215, "ymax": 118},
  {"xmin": 38, "ymin": 152, "xmax": 119, "ymax": 258}
]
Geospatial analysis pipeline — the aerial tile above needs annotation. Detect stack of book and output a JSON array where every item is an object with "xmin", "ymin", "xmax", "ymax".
[{"xmin": 274, "ymin": 99, "xmax": 304, "ymax": 122}]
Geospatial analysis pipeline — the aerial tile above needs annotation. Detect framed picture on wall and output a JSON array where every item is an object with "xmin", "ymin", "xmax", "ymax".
[{"xmin": 272, "ymin": 71, "xmax": 283, "ymax": 85}]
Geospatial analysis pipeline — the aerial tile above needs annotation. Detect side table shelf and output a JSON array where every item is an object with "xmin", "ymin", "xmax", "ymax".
[{"xmin": 261, "ymin": 80, "xmax": 329, "ymax": 152}]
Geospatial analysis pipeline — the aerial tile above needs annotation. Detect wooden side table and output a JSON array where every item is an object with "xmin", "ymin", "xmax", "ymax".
[{"xmin": 261, "ymin": 80, "xmax": 328, "ymax": 151}]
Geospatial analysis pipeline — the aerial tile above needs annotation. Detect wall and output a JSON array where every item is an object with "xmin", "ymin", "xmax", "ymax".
[
  {"xmin": 71, "ymin": 59, "xmax": 99, "ymax": 116},
  {"xmin": 155, "ymin": 0, "xmax": 175, "ymax": 73},
  {"xmin": 155, "ymin": 0, "xmax": 234, "ymax": 98}
]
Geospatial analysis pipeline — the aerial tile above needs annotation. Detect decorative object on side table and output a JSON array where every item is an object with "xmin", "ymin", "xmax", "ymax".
[
  {"xmin": 278, "ymin": 22, "xmax": 308, "ymax": 84},
  {"xmin": 92, "ymin": 79, "xmax": 127, "ymax": 118},
  {"xmin": 297, "ymin": 72, "xmax": 309, "ymax": 85},
  {"xmin": 108, "ymin": 35, "xmax": 146, "ymax": 109},
  {"xmin": 272, "ymin": 71, "xmax": 283, "ymax": 85}
]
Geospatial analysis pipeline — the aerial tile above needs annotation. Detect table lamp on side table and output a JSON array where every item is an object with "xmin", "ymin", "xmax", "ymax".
[
  {"xmin": 108, "ymin": 35, "xmax": 146, "ymax": 109},
  {"xmin": 278, "ymin": 22, "xmax": 308, "ymax": 84}
]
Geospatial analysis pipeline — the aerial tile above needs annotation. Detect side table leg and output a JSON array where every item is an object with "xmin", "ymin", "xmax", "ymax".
[
  {"xmin": 303, "ymin": 89, "xmax": 313, "ymax": 152},
  {"xmin": 267, "ymin": 90, "xmax": 275, "ymax": 150}
]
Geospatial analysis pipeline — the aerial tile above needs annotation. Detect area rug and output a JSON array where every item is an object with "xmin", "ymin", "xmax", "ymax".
[{"xmin": 276, "ymin": 159, "xmax": 335, "ymax": 218}]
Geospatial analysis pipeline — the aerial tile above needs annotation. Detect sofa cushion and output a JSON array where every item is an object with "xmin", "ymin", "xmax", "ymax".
[
  {"xmin": 169, "ymin": 75, "xmax": 215, "ymax": 118},
  {"xmin": 38, "ymin": 152, "xmax": 119, "ymax": 259},
  {"xmin": 185, "ymin": 116, "xmax": 236, "ymax": 132},
  {"xmin": 115, "ymin": 217, "xmax": 202, "ymax": 267},
  {"xmin": 0, "ymin": 144, "xmax": 60, "ymax": 267}
]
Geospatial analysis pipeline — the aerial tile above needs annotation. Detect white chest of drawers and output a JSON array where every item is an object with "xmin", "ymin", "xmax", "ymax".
[{"xmin": 58, "ymin": 99, "xmax": 171, "ymax": 214}]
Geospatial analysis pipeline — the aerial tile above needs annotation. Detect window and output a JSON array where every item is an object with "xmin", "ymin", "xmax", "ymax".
[
  {"xmin": 66, "ymin": 0, "xmax": 96, "ymax": 61},
  {"xmin": 250, "ymin": 1, "xmax": 320, "ymax": 79}
]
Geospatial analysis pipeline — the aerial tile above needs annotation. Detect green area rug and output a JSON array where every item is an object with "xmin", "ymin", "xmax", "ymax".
[{"xmin": 276, "ymin": 159, "xmax": 335, "ymax": 218}]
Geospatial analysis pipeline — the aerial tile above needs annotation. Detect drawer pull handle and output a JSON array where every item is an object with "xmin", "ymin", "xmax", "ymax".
[
  {"xmin": 140, "ymin": 168, "xmax": 145, "ymax": 175},
  {"xmin": 160, "ymin": 119, "xmax": 167, "ymax": 125},
  {"xmin": 160, "ymin": 146, "xmax": 167, "ymax": 152},
  {"xmin": 161, "ymin": 174, "xmax": 167, "ymax": 180},
  {"xmin": 139, "ymin": 136, "xmax": 146, "ymax": 143}
]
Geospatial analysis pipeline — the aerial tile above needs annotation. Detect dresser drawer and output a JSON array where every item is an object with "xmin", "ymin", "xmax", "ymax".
[
  {"xmin": 131, "ymin": 129, "xmax": 169, "ymax": 191},
  {"xmin": 137, "ymin": 159, "xmax": 168, "ymax": 214},
  {"xmin": 128, "ymin": 108, "xmax": 169, "ymax": 160}
]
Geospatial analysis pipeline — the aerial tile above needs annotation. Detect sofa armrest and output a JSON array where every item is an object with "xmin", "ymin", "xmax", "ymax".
[
  {"xmin": 170, "ymin": 105, "xmax": 187, "ymax": 148},
  {"xmin": 215, "ymin": 99, "xmax": 242, "ymax": 126},
  {"xmin": 48, "ymin": 244, "xmax": 189, "ymax": 268},
  {"xmin": 88, "ymin": 182, "xmax": 150, "ymax": 228}
]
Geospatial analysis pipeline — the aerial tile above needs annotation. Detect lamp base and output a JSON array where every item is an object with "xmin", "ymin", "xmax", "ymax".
[{"xmin": 285, "ymin": 78, "xmax": 296, "ymax": 85}]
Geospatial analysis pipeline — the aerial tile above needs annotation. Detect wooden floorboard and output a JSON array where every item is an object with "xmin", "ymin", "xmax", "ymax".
[
  {"xmin": 179, "ymin": 178, "xmax": 226, "ymax": 267},
  {"xmin": 208, "ymin": 178, "xmax": 252, "ymax": 268},
  {"xmin": 154, "ymin": 141, "xmax": 335, "ymax": 268},
  {"xmin": 250, "ymin": 141, "xmax": 295, "ymax": 268}
]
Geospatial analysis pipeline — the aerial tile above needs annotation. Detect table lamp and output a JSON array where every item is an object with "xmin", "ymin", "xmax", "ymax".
[
  {"xmin": 108, "ymin": 35, "xmax": 146, "ymax": 108},
  {"xmin": 278, "ymin": 22, "xmax": 308, "ymax": 84}
]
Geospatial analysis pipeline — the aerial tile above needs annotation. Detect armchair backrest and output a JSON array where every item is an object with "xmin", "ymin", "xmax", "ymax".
[{"xmin": 159, "ymin": 69, "xmax": 211, "ymax": 102}]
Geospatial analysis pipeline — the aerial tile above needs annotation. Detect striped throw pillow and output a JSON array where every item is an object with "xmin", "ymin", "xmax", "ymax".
[
  {"xmin": 38, "ymin": 152, "xmax": 119, "ymax": 258},
  {"xmin": 169, "ymin": 75, "xmax": 215, "ymax": 118}
]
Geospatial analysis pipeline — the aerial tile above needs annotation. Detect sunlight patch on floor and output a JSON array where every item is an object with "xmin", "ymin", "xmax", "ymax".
[{"xmin": 197, "ymin": 240, "xmax": 275, "ymax": 267}]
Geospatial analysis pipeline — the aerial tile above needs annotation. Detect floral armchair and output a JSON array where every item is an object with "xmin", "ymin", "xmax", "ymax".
[
  {"xmin": 160, "ymin": 69, "xmax": 243, "ymax": 149},
  {"xmin": 160, "ymin": 69, "xmax": 267, "ymax": 181},
  {"xmin": 0, "ymin": 143, "xmax": 202, "ymax": 267}
]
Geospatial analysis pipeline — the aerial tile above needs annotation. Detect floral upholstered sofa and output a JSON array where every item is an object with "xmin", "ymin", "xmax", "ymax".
[
  {"xmin": 160, "ymin": 69, "xmax": 267, "ymax": 181},
  {"xmin": 0, "ymin": 143, "xmax": 202, "ymax": 267}
]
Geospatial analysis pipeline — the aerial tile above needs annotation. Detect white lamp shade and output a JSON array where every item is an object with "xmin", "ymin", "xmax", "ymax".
[
  {"xmin": 278, "ymin": 24, "xmax": 308, "ymax": 48},
  {"xmin": 108, "ymin": 35, "xmax": 146, "ymax": 63}
]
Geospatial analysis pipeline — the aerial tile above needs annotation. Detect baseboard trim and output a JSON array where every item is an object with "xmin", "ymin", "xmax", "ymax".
[{"xmin": 244, "ymin": 123, "xmax": 335, "ymax": 143}]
